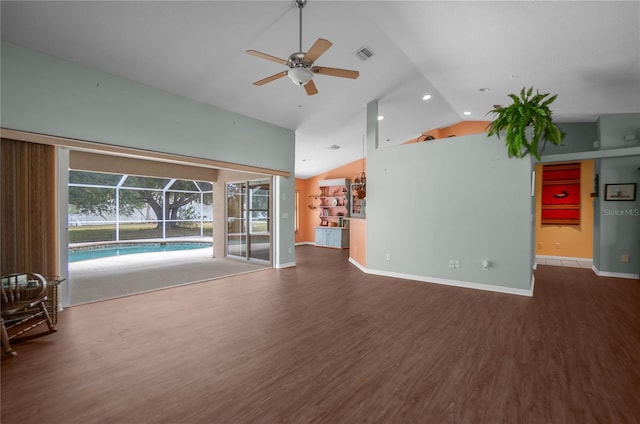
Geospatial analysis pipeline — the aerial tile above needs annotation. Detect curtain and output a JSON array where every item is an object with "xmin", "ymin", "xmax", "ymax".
[{"xmin": 1, "ymin": 138, "xmax": 58, "ymax": 276}]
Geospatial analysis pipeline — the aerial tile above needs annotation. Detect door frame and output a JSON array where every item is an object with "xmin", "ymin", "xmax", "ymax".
[{"xmin": 225, "ymin": 178, "xmax": 273, "ymax": 265}]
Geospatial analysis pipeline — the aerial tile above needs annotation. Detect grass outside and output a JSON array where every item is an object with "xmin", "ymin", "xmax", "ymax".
[{"xmin": 69, "ymin": 223, "xmax": 214, "ymax": 243}]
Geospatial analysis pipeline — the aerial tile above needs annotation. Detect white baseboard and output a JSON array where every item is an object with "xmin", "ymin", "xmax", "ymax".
[
  {"xmin": 275, "ymin": 261, "xmax": 296, "ymax": 269},
  {"xmin": 348, "ymin": 260, "xmax": 534, "ymax": 297},
  {"xmin": 530, "ymin": 274, "xmax": 536, "ymax": 295},
  {"xmin": 592, "ymin": 265, "xmax": 639, "ymax": 280},
  {"xmin": 348, "ymin": 257, "xmax": 367, "ymax": 273},
  {"xmin": 295, "ymin": 242, "xmax": 314, "ymax": 246}
]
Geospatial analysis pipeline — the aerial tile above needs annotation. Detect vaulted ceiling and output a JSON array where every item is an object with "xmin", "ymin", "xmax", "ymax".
[{"xmin": 2, "ymin": 1, "xmax": 639, "ymax": 178}]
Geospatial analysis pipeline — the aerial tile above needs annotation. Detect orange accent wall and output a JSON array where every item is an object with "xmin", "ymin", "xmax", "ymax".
[
  {"xmin": 295, "ymin": 158, "xmax": 366, "ymax": 244},
  {"xmin": 535, "ymin": 160, "xmax": 594, "ymax": 258},
  {"xmin": 405, "ymin": 120, "xmax": 490, "ymax": 143},
  {"xmin": 294, "ymin": 177, "xmax": 314, "ymax": 244},
  {"xmin": 349, "ymin": 218, "xmax": 366, "ymax": 267}
]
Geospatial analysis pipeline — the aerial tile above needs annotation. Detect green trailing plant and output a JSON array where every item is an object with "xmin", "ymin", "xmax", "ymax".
[{"xmin": 487, "ymin": 86, "xmax": 565, "ymax": 160}]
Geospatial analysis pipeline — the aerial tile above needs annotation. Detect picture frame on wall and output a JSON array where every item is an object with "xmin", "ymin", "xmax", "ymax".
[{"xmin": 604, "ymin": 183, "xmax": 636, "ymax": 201}]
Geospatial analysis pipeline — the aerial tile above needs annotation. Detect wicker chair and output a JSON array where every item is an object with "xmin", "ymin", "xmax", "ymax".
[{"xmin": 1, "ymin": 273, "xmax": 57, "ymax": 357}]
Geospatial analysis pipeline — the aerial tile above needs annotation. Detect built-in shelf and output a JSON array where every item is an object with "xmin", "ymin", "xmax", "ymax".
[{"xmin": 316, "ymin": 178, "xmax": 350, "ymax": 248}]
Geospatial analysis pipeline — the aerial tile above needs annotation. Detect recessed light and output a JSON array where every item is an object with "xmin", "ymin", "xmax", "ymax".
[
  {"xmin": 377, "ymin": 115, "xmax": 384, "ymax": 121},
  {"xmin": 479, "ymin": 88, "xmax": 490, "ymax": 92},
  {"xmin": 422, "ymin": 94, "xmax": 432, "ymax": 101},
  {"xmin": 463, "ymin": 111, "xmax": 472, "ymax": 116},
  {"xmin": 329, "ymin": 144, "xmax": 341, "ymax": 150}
]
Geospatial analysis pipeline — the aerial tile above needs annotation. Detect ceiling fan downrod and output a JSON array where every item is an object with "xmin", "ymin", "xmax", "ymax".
[{"xmin": 296, "ymin": 0, "xmax": 306, "ymax": 54}]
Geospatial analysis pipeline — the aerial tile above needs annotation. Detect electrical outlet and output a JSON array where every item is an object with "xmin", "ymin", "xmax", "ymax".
[
  {"xmin": 386, "ymin": 253, "xmax": 391, "ymax": 261},
  {"xmin": 454, "ymin": 260, "xmax": 460, "ymax": 268},
  {"xmin": 449, "ymin": 260, "xmax": 455, "ymax": 268},
  {"xmin": 621, "ymin": 254, "xmax": 629, "ymax": 263}
]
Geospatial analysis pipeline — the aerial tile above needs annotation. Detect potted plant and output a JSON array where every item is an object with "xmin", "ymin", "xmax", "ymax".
[{"xmin": 487, "ymin": 86, "xmax": 565, "ymax": 160}]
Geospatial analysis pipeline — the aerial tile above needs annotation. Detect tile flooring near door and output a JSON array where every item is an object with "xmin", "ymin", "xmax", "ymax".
[{"xmin": 536, "ymin": 256, "xmax": 592, "ymax": 269}]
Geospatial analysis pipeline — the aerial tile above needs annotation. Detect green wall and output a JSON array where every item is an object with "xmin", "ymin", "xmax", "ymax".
[
  {"xmin": 366, "ymin": 100, "xmax": 534, "ymax": 294},
  {"xmin": 1, "ymin": 41, "xmax": 296, "ymax": 267},
  {"xmin": 593, "ymin": 114, "xmax": 640, "ymax": 277},
  {"xmin": 543, "ymin": 122, "xmax": 598, "ymax": 155}
]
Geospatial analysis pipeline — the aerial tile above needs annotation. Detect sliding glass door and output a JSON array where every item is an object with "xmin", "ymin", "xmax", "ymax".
[{"xmin": 226, "ymin": 179, "xmax": 271, "ymax": 263}]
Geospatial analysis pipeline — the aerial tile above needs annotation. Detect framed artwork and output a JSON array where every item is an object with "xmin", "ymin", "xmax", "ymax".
[
  {"xmin": 604, "ymin": 183, "xmax": 636, "ymax": 201},
  {"xmin": 320, "ymin": 220, "xmax": 329, "ymax": 226},
  {"xmin": 541, "ymin": 162, "xmax": 581, "ymax": 225}
]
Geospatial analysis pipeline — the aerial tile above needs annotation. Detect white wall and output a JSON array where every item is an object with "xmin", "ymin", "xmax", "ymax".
[{"xmin": 1, "ymin": 41, "xmax": 296, "ymax": 266}]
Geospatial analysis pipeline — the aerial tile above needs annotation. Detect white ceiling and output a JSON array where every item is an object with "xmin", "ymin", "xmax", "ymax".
[{"xmin": 2, "ymin": 1, "xmax": 639, "ymax": 178}]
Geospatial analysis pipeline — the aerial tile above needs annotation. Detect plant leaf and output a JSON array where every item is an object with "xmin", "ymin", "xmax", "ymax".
[{"xmin": 541, "ymin": 94, "xmax": 558, "ymax": 107}]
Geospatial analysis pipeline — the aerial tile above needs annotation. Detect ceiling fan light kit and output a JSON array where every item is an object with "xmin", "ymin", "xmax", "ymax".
[
  {"xmin": 288, "ymin": 66, "xmax": 313, "ymax": 85},
  {"xmin": 245, "ymin": 0, "xmax": 359, "ymax": 96}
]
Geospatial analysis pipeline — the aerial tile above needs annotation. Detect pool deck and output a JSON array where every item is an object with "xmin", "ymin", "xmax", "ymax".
[{"xmin": 68, "ymin": 238, "xmax": 268, "ymax": 305}]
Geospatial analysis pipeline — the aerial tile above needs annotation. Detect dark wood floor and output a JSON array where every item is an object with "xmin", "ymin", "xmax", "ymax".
[{"xmin": 2, "ymin": 246, "xmax": 639, "ymax": 423}]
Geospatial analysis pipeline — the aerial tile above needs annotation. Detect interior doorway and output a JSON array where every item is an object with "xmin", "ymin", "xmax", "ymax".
[
  {"xmin": 534, "ymin": 160, "xmax": 595, "ymax": 267},
  {"xmin": 226, "ymin": 179, "xmax": 271, "ymax": 263}
]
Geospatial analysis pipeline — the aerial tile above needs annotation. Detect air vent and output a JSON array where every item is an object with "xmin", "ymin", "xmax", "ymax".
[
  {"xmin": 329, "ymin": 144, "xmax": 341, "ymax": 150},
  {"xmin": 355, "ymin": 46, "xmax": 374, "ymax": 61}
]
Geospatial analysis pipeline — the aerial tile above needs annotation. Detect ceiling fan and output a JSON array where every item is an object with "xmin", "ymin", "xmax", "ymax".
[{"xmin": 246, "ymin": 0, "xmax": 359, "ymax": 96}]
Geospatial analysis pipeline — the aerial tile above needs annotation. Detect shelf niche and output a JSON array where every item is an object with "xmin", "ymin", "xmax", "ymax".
[
  {"xmin": 318, "ymin": 178, "xmax": 349, "ymax": 226},
  {"xmin": 315, "ymin": 178, "xmax": 350, "ymax": 248}
]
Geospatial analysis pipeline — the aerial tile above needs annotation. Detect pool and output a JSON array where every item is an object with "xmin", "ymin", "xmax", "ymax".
[{"xmin": 69, "ymin": 242, "xmax": 212, "ymax": 262}]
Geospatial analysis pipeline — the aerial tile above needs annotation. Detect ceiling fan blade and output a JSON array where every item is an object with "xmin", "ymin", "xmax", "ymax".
[
  {"xmin": 253, "ymin": 71, "xmax": 288, "ymax": 86},
  {"xmin": 246, "ymin": 49, "xmax": 288, "ymax": 66},
  {"xmin": 303, "ymin": 38, "xmax": 332, "ymax": 63},
  {"xmin": 304, "ymin": 80, "xmax": 318, "ymax": 96},
  {"xmin": 311, "ymin": 66, "xmax": 359, "ymax": 79}
]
